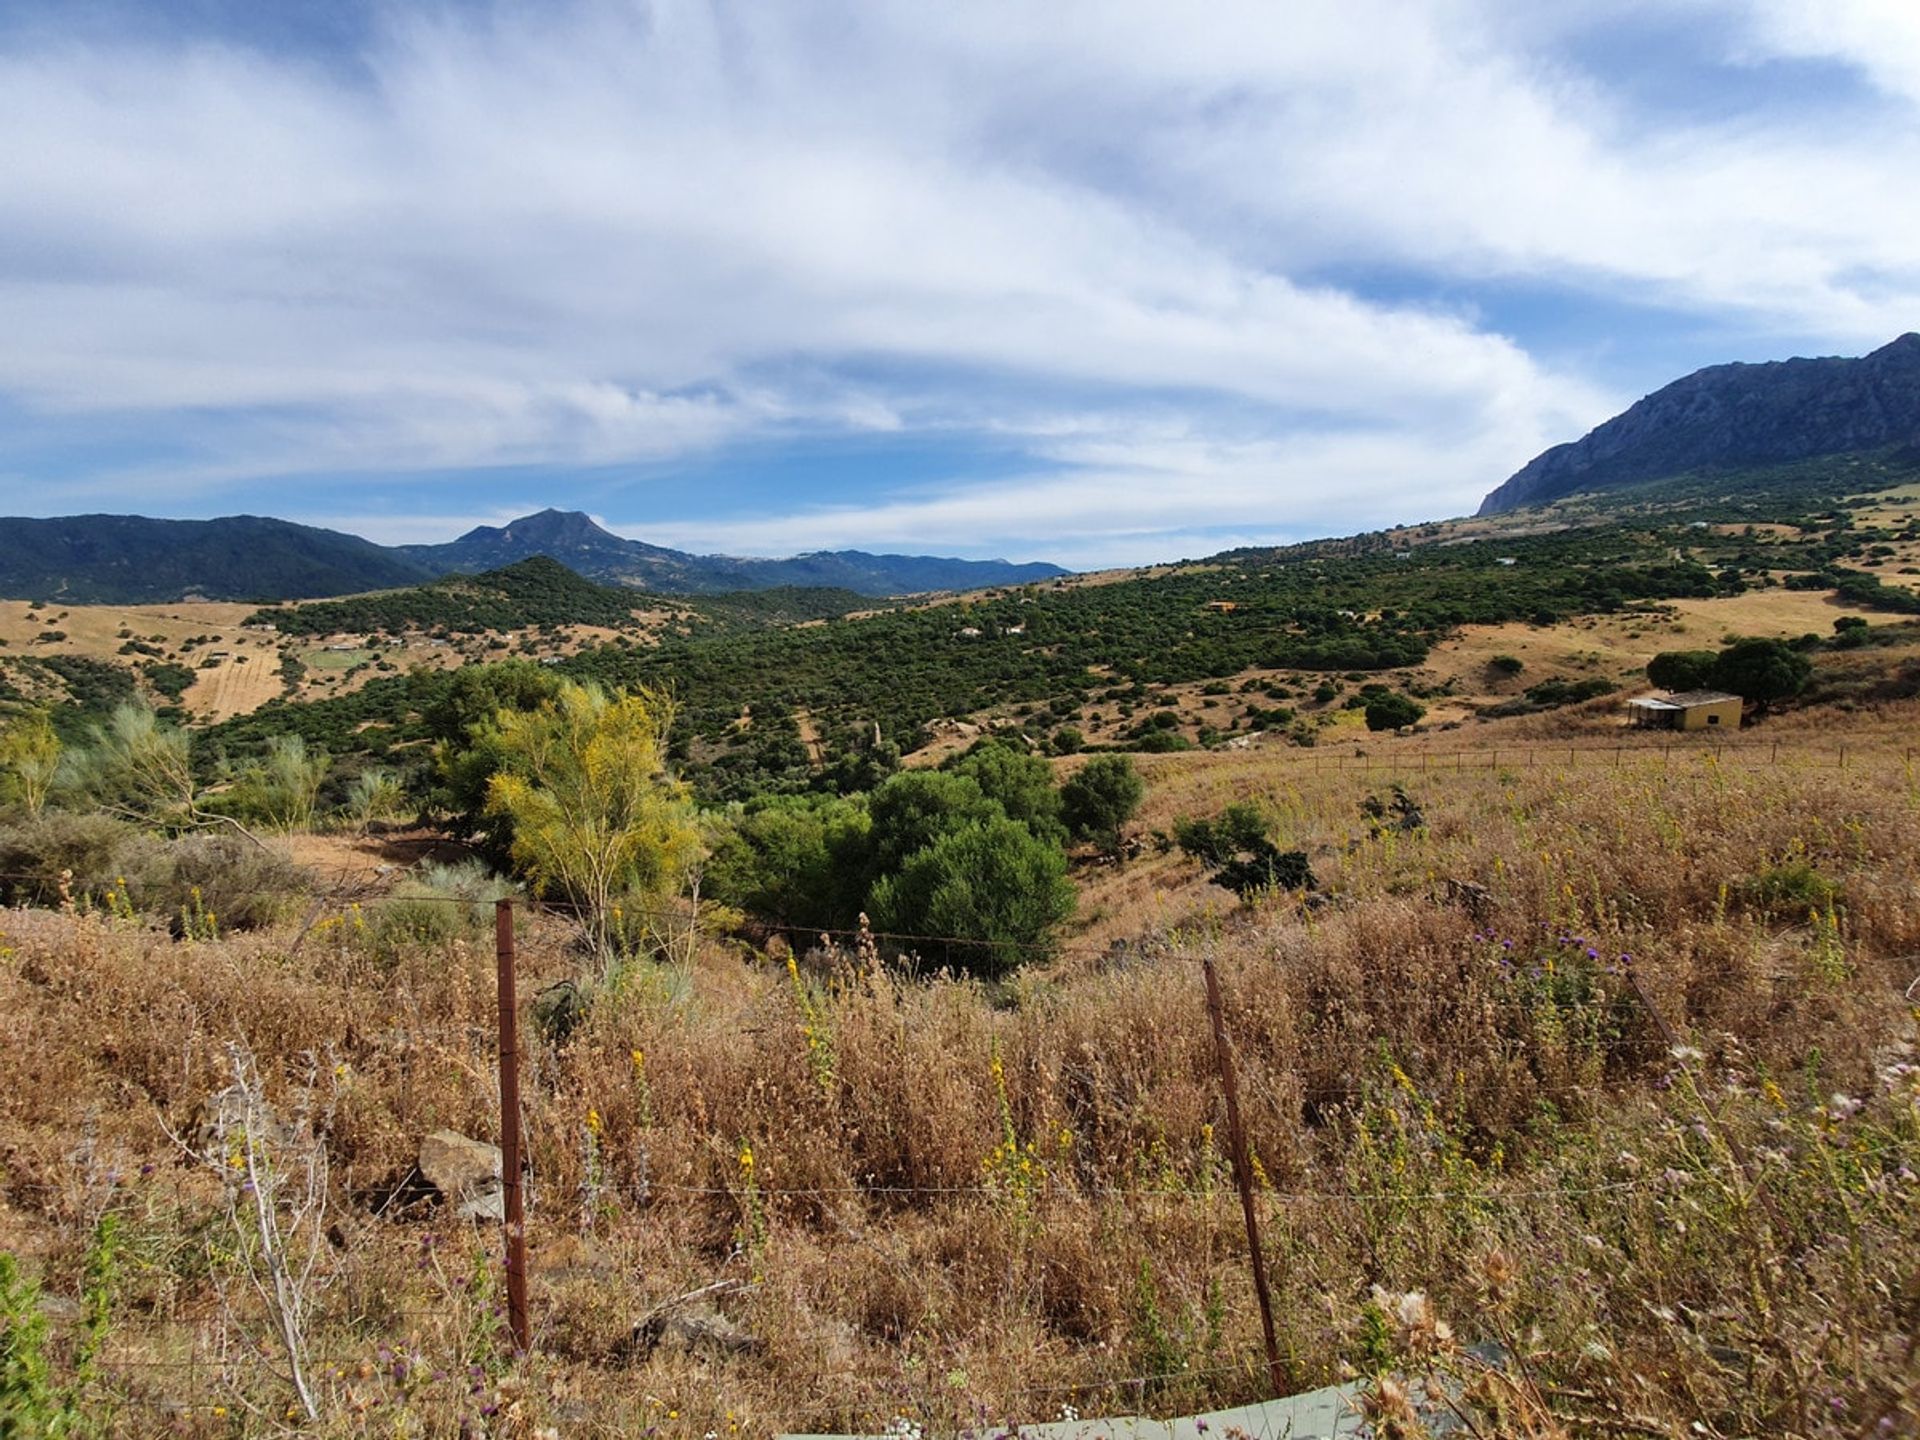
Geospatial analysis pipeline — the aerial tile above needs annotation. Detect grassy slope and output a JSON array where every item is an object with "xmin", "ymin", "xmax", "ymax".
[{"xmin": 2, "ymin": 710, "xmax": 1917, "ymax": 1433}]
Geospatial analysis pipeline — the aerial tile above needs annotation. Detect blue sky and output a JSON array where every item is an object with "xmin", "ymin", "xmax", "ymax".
[{"xmin": 2, "ymin": 1, "xmax": 1917, "ymax": 570}]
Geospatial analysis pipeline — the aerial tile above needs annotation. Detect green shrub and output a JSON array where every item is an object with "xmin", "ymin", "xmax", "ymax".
[
  {"xmin": 1739, "ymin": 859, "xmax": 1841, "ymax": 919},
  {"xmin": 120, "ymin": 832, "xmax": 311, "ymax": 933},
  {"xmin": 0, "ymin": 812, "xmax": 138, "ymax": 906},
  {"xmin": 368, "ymin": 859, "xmax": 517, "ymax": 956},
  {"xmin": 1363, "ymin": 692, "xmax": 1424, "ymax": 731},
  {"xmin": 867, "ymin": 818, "xmax": 1075, "ymax": 978},
  {"xmin": 1060, "ymin": 755, "xmax": 1144, "ymax": 851},
  {"xmin": 943, "ymin": 742, "xmax": 1066, "ymax": 846}
]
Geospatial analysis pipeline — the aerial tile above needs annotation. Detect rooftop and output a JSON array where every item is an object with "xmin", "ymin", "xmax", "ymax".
[{"xmin": 1629, "ymin": 690, "xmax": 1742, "ymax": 709}]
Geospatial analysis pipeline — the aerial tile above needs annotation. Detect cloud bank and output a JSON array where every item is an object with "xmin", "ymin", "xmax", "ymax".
[{"xmin": 1, "ymin": 0, "xmax": 1916, "ymax": 564}]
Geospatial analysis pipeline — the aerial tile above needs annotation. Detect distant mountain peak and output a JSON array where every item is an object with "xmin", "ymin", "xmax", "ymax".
[
  {"xmin": 456, "ymin": 508, "xmax": 614, "ymax": 545},
  {"xmin": 401, "ymin": 514, "xmax": 1069, "ymax": 597},
  {"xmin": 1479, "ymin": 333, "xmax": 1920, "ymax": 515}
]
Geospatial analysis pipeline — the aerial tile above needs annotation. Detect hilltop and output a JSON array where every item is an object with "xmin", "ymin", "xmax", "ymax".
[{"xmin": 1480, "ymin": 333, "xmax": 1920, "ymax": 515}]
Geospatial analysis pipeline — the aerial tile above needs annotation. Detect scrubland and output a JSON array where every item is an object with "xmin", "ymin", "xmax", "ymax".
[{"xmin": 3, "ymin": 711, "xmax": 1920, "ymax": 1437}]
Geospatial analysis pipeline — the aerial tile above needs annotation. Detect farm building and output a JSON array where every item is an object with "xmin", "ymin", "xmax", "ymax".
[{"xmin": 1625, "ymin": 689, "xmax": 1743, "ymax": 731}]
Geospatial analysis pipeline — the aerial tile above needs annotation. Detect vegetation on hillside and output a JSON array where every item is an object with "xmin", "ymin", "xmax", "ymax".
[{"xmin": 1, "ymin": 719, "xmax": 1916, "ymax": 1433}]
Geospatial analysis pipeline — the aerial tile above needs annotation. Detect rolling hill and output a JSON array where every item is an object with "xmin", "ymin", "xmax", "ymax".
[
  {"xmin": 1479, "ymin": 332, "xmax": 1920, "ymax": 515},
  {"xmin": 397, "ymin": 508, "xmax": 1069, "ymax": 594},
  {"xmin": 0, "ymin": 507, "xmax": 1067, "ymax": 603},
  {"xmin": 0, "ymin": 514, "xmax": 435, "ymax": 604}
]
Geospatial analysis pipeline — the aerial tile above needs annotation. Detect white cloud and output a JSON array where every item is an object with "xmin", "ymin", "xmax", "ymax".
[{"xmin": 0, "ymin": 0, "xmax": 1915, "ymax": 557}]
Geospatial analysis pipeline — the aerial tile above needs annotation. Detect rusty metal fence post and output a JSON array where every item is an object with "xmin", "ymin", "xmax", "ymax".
[
  {"xmin": 1202, "ymin": 954, "xmax": 1285, "ymax": 1397},
  {"xmin": 495, "ymin": 899, "xmax": 531, "ymax": 1354}
]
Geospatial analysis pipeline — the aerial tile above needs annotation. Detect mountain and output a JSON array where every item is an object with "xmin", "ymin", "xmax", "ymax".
[
  {"xmin": 0, "ymin": 506, "xmax": 1068, "ymax": 603},
  {"xmin": 399, "ymin": 508, "xmax": 1068, "ymax": 595},
  {"xmin": 1479, "ymin": 333, "xmax": 1920, "ymax": 515},
  {"xmin": 0, "ymin": 514, "xmax": 436, "ymax": 604}
]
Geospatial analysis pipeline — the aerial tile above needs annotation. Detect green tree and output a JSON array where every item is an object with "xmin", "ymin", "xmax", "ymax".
[
  {"xmin": 1060, "ymin": 755, "xmax": 1145, "ymax": 851},
  {"xmin": 425, "ymin": 660, "xmax": 567, "ymax": 848},
  {"xmin": 1710, "ymin": 638, "xmax": 1812, "ymax": 710},
  {"xmin": 944, "ymin": 741, "xmax": 1066, "ymax": 845},
  {"xmin": 1362, "ymin": 692, "xmax": 1424, "ymax": 732},
  {"xmin": 68, "ymin": 703, "xmax": 201, "ymax": 830},
  {"xmin": 224, "ymin": 735, "xmax": 329, "ymax": 832},
  {"xmin": 482, "ymin": 682, "xmax": 700, "ymax": 967},
  {"xmin": 705, "ymin": 793, "xmax": 869, "ymax": 932},
  {"xmin": 867, "ymin": 817, "xmax": 1075, "ymax": 978},
  {"xmin": 0, "ymin": 710, "xmax": 60, "ymax": 817},
  {"xmin": 1646, "ymin": 649, "xmax": 1719, "ymax": 692},
  {"xmin": 862, "ymin": 770, "xmax": 1004, "ymax": 878}
]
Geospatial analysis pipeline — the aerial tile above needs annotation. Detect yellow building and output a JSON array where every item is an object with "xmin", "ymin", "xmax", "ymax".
[{"xmin": 1625, "ymin": 689, "xmax": 1743, "ymax": 732}]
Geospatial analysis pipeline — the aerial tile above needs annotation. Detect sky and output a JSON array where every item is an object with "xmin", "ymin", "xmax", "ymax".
[{"xmin": 2, "ymin": 0, "xmax": 1918, "ymax": 570}]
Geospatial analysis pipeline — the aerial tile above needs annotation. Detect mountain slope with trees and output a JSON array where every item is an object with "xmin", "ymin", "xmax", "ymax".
[
  {"xmin": 399, "ymin": 507, "xmax": 1069, "ymax": 595},
  {"xmin": 0, "ymin": 514, "xmax": 437, "ymax": 604},
  {"xmin": 0, "ymin": 507, "xmax": 1066, "ymax": 603}
]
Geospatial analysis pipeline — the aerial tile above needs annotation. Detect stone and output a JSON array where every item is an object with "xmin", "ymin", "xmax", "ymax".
[{"xmin": 417, "ymin": 1129, "xmax": 504, "ymax": 1222}]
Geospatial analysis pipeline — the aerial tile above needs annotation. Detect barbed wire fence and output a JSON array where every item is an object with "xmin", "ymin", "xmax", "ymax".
[{"xmin": 2, "ymin": 861, "xmax": 1865, "ymax": 1434}]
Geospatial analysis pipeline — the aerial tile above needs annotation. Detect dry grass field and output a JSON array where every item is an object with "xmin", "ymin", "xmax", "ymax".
[{"xmin": 4, "ymin": 705, "xmax": 1918, "ymax": 1437}]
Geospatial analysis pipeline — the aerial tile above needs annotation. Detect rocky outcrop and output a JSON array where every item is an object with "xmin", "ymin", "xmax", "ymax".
[{"xmin": 1479, "ymin": 333, "xmax": 1920, "ymax": 515}]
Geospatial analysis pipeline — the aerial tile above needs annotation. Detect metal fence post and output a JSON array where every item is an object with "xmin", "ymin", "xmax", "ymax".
[
  {"xmin": 495, "ymin": 899, "xmax": 531, "ymax": 1354},
  {"xmin": 1202, "ymin": 954, "xmax": 1285, "ymax": 1398}
]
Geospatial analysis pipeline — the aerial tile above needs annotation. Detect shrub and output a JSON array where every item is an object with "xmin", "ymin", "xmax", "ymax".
[
  {"xmin": 863, "ymin": 770, "xmax": 1003, "ymax": 877},
  {"xmin": 866, "ymin": 818, "xmax": 1075, "ymax": 978},
  {"xmin": 120, "ymin": 832, "xmax": 310, "ymax": 933},
  {"xmin": 1173, "ymin": 804, "xmax": 1315, "ymax": 898},
  {"xmin": 1363, "ymin": 693, "xmax": 1424, "ymax": 732},
  {"xmin": 369, "ymin": 859, "xmax": 518, "ymax": 955},
  {"xmin": 1488, "ymin": 654, "xmax": 1524, "ymax": 677},
  {"xmin": 1738, "ymin": 859, "xmax": 1841, "ymax": 919},
  {"xmin": 943, "ymin": 742, "xmax": 1067, "ymax": 846},
  {"xmin": 1060, "ymin": 756, "xmax": 1145, "ymax": 851},
  {"xmin": 704, "ymin": 794, "xmax": 869, "ymax": 932},
  {"xmin": 0, "ymin": 812, "xmax": 138, "ymax": 906}
]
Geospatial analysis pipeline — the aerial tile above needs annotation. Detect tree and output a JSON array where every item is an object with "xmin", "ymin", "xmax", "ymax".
[
  {"xmin": 425, "ymin": 660, "xmax": 566, "ymax": 849},
  {"xmin": 1363, "ymin": 692, "xmax": 1425, "ymax": 732},
  {"xmin": 0, "ymin": 710, "xmax": 60, "ymax": 817},
  {"xmin": 867, "ymin": 817, "xmax": 1075, "ymax": 978},
  {"xmin": 1646, "ymin": 650, "xmax": 1719, "ymax": 692},
  {"xmin": 1710, "ymin": 638, "xmax": 1811, "ymax": 710},
  {"xmin": 482, "ymin": 682, "xmax": 700, "ymax": 966},
  {"xmin": 224, "ymin": 736, "xmax": 329, "ymax": 832},
  {"xmin": 1060, "ymin": 755, "xmax": 1144, "ymax": 851},
  {"xmin": 944, "ymin": 741, "xmax": 1066, "ymax": 845},
  {"xmin": 69, "ymin": 703, "xmax": 200, "ymax": 829},
  {"xmin": 862, "ymin": 770, "xmax": 1004, "ymax": 878}
]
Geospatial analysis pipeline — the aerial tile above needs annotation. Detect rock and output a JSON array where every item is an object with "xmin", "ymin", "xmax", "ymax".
[{"xmin": 418, "ymin": 1130, "xmax": 504, "ymax": 1222}]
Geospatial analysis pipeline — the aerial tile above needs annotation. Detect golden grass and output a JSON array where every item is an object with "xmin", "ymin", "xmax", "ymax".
[{"xmin": 4, "ymin": 716, "xmax": 1920, "ymax": 1435}]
